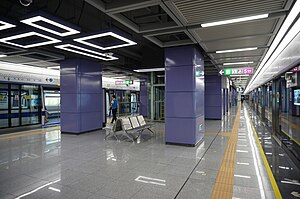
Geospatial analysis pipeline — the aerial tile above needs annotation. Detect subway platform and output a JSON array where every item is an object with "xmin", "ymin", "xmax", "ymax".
[{"xmin": 0, "ymin": 104, "xmax": 296, "ymax": 199}]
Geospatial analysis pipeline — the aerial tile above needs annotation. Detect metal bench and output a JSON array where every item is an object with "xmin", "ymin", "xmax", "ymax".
[
  {"xmin": 120, "ymin": 117, "xmax": 141, "ymax": 142},
  {"xmin": 129, "ymin": 116, "xmax": 155, "ymax": 137},
  {"xmin": 136, "ymin": 115, "xmax": 155, "ymax": 136},
  {"xmin": 104, "ymin": 119, "xmax": 123, "ymax": 141},
  {"xmin": 104, "ymin": 115, "xmax": 155, "ymax": 142}
]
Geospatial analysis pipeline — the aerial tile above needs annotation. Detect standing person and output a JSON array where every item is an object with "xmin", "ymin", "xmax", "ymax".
[{"xmin": 111, "ymin": 95, "xmax": 118, "ymax": 123}]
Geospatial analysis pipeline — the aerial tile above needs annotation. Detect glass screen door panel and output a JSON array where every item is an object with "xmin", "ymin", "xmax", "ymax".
[
  {"xmin": 11, "ymin": 90, "xmax": 20, "ymax": 127},
  {"xmin": 44, "ymin": 90, "xmax": 60, "ymax": 124},
  {"xmin": 21, "ymin": 85, "xmax": 40, "ymax": 125},
  {"xmin": 0, "ymin": 85, "xmax": 9, "ymax": 128}
]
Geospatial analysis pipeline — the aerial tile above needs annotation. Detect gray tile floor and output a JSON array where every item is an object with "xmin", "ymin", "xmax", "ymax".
[{"xmin": 0, "ymin": 106, "xmax": 275, "ymax": 199}]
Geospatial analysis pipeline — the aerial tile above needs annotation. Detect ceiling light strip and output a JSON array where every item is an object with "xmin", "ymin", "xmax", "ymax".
[
  {"xmin": 134, "ymin": 68, "xmax": 165, "ymax": 72},
  {"xmin": 223, "ymin": 61, "xmax": 254, "ymax": 65},
  {"xmin": 216, "ymin": 47, "xmax": 258, "ymax": 54},
  {"xmin": 201, "ymin": 14, "xmax": 268, "ymax": 27},
  {"xmin": 55, "ymin": 44, "xmax": 118, "ymax": 61},
  {"xmin": 21, "ymin": 16, "xmax": 80, "ymax": 37}
]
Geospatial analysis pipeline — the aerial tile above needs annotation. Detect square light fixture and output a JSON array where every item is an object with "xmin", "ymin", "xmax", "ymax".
[
  {"xmin": 0, "ymin": 31, "xmax": 61, "ymax": 48},
  {"xmin": 21, "ymin": 16, "xmax": 80, "ymax": 37},
  {"xmin": 74, "ymin": 32, "xmax": 137, "ymax": 50},
  {"xmin": 0, "ymin": 20, "xmax": 16, "ymax": 31},
  {"xmin": 54, "ymin": 43, "xmax": 118, "ymax": 61}
]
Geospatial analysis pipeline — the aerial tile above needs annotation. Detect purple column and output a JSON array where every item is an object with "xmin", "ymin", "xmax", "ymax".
[
  {"xmin": 139, "ymin": 79, "xmax": 148, "ymax": 117},
  {"xmin": 205, "ymin": 75, "xmax": 222, "ymax": 119},
  {"xmin": 60, "ymin": 59, "xmax": 103, "ymax": 134},
  {"xmin": 165, "ymin": 45, "xmax": 205, "ymax": 146}
]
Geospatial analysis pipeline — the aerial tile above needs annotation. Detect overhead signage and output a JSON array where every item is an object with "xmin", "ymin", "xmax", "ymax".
[
  {"xmin": 115, "ymin": 80, "xmax": 134, "ymax": 86},
  {"xmin": 219, "ymin": 67, "xmax": 253, "ymax": 76},
  {"xmin": 125, "ymin": 80, "xmax": 133, "ymax": 85},
  {"xmin": 291, "ymin": 65, "xmax": 300, "ymax": 72},
  {"xmin": 0, "ymin": 70, "xmax": 59, "ymax": 85}
]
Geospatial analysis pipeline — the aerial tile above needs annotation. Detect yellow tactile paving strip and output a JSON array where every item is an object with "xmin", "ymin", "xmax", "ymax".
[
  {"xmin": 281, "ymin": 117, "xmax": 300, "ymax": 131},
  {"xmin": 210, "ymin": 105, "xmax": 241, "ymax": 199},
  {"xmin": 0, "ymin": 126, "xmax": 60, "ymax": 140}
]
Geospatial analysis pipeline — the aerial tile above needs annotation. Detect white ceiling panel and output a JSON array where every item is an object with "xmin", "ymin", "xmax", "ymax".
[
  {"xmin": 194, "ymin": 18, "xmax": 278, "ymax": 41},
  {"xmin": 215, "ymin": 56, "xmax": 261, "ymax": 64},
  {"xmin": 219, "ymin": 63, "xmax": 257, "ymax": 69},
  {"xmin": 211, "ymin": 48, "xmax": 266, "ymax": 59},
  {"xmin": 173, "ymin": 0, "xmax": 288, "ymax": 25},
  {"xmin": 204, "ymin": 36, "xmax": 271, "ymax": 51}
]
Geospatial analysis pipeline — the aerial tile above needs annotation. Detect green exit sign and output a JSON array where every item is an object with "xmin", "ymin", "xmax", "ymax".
[
  {"xmin": 125, "ymin": 80, "xmax": 133, "ymax": 85},
  {"xmin": 224, "ymin": 68, "xmax": 232, "ymax": 76}
]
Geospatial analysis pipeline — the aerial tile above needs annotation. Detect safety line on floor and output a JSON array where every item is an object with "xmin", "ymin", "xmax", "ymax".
[
  {"xmin": 247, "ymin": 108, "xmax": 282, "ymax": 199},
  {"xmin": 281, "ymin": 129, "xmax": 300, "ymax": 146},
  {"xmin": 281, "ymin": 117, "xmax": 300, "ymax": 131},
  {"xmin": 0, "ymin": 129, "xmax": 59, "ymax": 140},
  {"xmin": 173, "ymin": 123, "xmax": 225, "ymax": 198},
  {"xmin": 0, "ymin": 126, "xmax": 59, "ymax": 137},
  {"xmin": 210, "ymin": 105, "xmax": 241, "ymax": 199}
]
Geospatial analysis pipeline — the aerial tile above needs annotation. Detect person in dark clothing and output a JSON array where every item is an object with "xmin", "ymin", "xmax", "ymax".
[{"xmin": 110, "ymin": 95, "xmax": 118, "ymax": 123}]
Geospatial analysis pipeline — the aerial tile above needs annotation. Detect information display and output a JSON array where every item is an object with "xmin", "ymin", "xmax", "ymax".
[{"xmin": 294, "ymin": 89, "xmax": 300, "ymax": 106}]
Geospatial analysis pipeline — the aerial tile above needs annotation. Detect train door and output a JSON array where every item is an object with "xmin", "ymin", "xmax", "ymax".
[
  {"xmin": 131, "ymin": 92, "xmax": 137, "ymax": 115},
  {"xmin": 272, "ymin": 78, "xmax": 282, "ymax": 136},
  {"xmin": 43, "ymin": 88, "xmax": 60, "ymax": 126},
  {"xmin": 106, "ymin": 91, "xmax": 110, "ymax": 116}
]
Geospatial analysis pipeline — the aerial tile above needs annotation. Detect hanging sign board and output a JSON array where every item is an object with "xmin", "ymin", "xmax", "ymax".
[{"xmin": 219, "ymin": 67, "xmax": 253, "ymax": 76}]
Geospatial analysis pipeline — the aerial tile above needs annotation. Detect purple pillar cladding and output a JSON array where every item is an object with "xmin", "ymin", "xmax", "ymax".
[
  {"xmin": 60, "ymin": 59, "xmax": 103, "ymax": 134},
  {"xmin": 165, "ymin": 45, "xmax": 205, "ymax": 146},
  {"xmin": 205, "ymin": 75, "xmax": 222, "ymax": 119},
  {"xmin": 139, "ymin": 79, "xmax": 148, "ymax": 117}
]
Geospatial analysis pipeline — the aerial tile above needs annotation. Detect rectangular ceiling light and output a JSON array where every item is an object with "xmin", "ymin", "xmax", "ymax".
[
  {"xmin": 74, "ymin": 32, "xmax": 137, "ymax": 50},
  {"xmin": 0, "ymin": 31, "xmax": 61, "ymax": 48},
  {"xmin": 54, "ymin": 44, "xmax": 118, "ymax": 61},
  {"xmin": 216, "ymin": 47, "xmax": 258, "ymax": 54},
  {"xmin": 21, "ymin": 16, "xmax": 80, "ymax": 37},
  {"xmin": 223, "ymin": 61, "xmax": 254, "ymax": 65},
  {"xmin": 0, "ymin": 20, "xmax": 16, "ymax": 31},
  {"xmin": 201, "ymin": 14, "xmax": 268, "ymax": 27},
  {"xmin": 134, "ymin": 68, "xmax": 165, "ymax": 72},
  {"xmin": 0, "ymin": 54, "xmax": 7, "ymax": 58},
  {"xmin": 47, "ymin": 66, "xmax": 60, "ymax": 70}
]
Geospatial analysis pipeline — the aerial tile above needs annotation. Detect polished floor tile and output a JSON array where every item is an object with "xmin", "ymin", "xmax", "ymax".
[{"xmin": 0, "ymin": 106, "xmax": 280, "ymax": 199}]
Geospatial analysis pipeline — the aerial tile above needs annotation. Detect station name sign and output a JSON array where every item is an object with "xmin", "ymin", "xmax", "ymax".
[{"xmin": 219, "ymin": 67, "xmax": 253, "ymax": 76}]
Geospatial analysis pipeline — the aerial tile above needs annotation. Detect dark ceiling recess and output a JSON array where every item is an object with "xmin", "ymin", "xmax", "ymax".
[{"xmin": 121, "ymin": 5, "xmax": 174, "ymax": 26}]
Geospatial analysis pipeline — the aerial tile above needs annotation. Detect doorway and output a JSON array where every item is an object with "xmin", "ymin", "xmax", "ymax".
[{"xmin": 153, "ymin": 85, "xmax": 165, "ymax": 121}]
